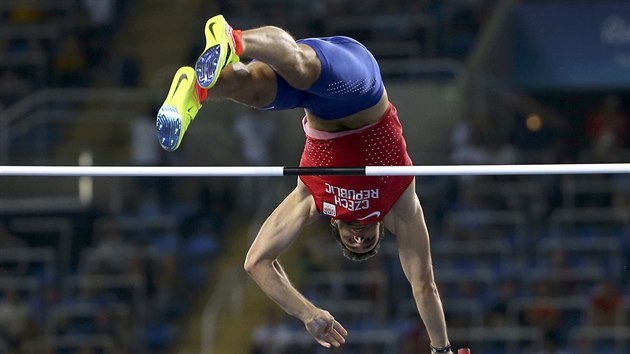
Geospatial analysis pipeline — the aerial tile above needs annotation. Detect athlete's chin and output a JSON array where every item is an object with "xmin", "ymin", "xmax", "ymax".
[{"xmin": 350, "ymin": 243, "xmax": 378, "ymax": 255}]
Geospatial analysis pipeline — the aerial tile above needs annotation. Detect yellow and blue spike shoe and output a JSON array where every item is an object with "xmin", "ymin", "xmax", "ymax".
[
  {"xmin": 156, "ymin": 66, "xmax": 203, "ymax": 151},
  {"xmin": 195, "ymin": 14, "xmax": 240, "ymax": 89}
]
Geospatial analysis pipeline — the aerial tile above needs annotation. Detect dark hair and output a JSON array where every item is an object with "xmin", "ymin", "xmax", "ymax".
[{"xmin": 330, "ymin": 222, "xmax": 384, "ymax": 262}]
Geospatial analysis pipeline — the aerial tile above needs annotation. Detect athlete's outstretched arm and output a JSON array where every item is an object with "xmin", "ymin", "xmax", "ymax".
[
  {"xmin": 244, "ymin": 180, "xmax": 348, "ymax": 348},
  {"xmin": 384, "ymin": 181, "xmax": 451, "ymax": 352}
]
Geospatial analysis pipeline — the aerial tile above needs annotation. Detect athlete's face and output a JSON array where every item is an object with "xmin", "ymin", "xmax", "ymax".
[{"xmin": 333, "ymin": 219, "xmax": 382, "ymax": 254}]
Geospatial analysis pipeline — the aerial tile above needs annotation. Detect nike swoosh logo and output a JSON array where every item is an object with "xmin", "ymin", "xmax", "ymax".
[
  {"xmin": 356, "ymin": 211, "xmax": 381, "ymax": 220},
  {"xmin": 171, "ymin": 73, "xmax": 188, "ymax": 99},
  {"xmin": 208, "ymin": 22, "xmax": 216, "ymax": 40}
]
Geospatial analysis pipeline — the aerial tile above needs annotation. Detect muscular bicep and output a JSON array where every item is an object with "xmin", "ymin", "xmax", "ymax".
[{"xmin": 245, "ymin": 180, "xmax": 319, "ymax": 267}]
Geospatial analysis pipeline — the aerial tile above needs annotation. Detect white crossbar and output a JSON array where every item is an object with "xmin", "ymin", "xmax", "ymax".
[
  {"xmin": 0, "ymin": 164, "xmax": 629, "ymax": 177},
  {"xmin": 366, "ymin": 163, "xmax": 630, "ymax": 176}
]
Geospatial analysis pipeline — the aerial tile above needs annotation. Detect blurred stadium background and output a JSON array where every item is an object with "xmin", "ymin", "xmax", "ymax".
[{"xmin": 1, "ymin": 0, "xmax": 629, "ymax": 353}]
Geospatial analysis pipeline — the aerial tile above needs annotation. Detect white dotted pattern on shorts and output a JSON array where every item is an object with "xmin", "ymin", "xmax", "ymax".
[{"xmin": 326, "ymin": 79, "xmax": 377, "ymax": 95}]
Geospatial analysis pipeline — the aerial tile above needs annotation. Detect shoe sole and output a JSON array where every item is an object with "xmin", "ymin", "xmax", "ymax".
[
  {"xmin": 195, "ymin": 44, "xmax": 222, "ymax": 89},
  {"xmin": 156, "ymin": 105, "xmax": 182, "ymax": 152}
]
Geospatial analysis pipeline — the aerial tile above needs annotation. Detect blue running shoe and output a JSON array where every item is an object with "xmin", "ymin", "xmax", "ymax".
[{"xmin": 195, "ymin": 14, "xmax": 240, "ymax": 89}]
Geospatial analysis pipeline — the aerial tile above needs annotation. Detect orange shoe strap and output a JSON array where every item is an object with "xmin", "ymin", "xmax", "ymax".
[
  {"xmin": 233, "ymin": 29, "xmax": 244, "ymax": 56},
  {"xmin": 194, "ymin": 81, "xmax": 208, "ymax": 103}
]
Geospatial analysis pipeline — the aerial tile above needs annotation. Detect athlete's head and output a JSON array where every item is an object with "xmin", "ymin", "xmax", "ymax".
[{"xmin": 330, "ymin": 218, "xmax": 384, "ymax": 261}]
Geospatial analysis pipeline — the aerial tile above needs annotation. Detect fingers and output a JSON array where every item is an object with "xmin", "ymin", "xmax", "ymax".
[
  {"xmin": 314, "ymin": 337, "xmax": 331, "ymax": 348},
  {"xmin": 325, "ymin": 329, "xmax": 346, "ymax": 347},
  {"xmin": 306, "ymin": 312, "xmax": 349, "ymax": 348},
  {"xmin": 318, "ymin": 319, "xmax": 347, "ymax": 348},
  {"xmin": 333, "ymin": 320, "xmax": 348, "ymax": 336},
  {"xmin": 327, "ymin": 320, "xmax": 346, "ymax": 345},
  {"xmin": 316, "ymin": 333, "xmax": 342, "ymax": 348}
]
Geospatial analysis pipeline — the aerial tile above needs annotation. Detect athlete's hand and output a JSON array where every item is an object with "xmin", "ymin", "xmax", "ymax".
[{"xmin": 303, "ymin": 308, "xmax": 348, "ymax": 348}]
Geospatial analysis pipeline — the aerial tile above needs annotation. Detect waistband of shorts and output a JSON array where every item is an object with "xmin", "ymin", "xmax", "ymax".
[{"xmin": 302, "ymin": 103, "xmax": 396, "ymax": 140}]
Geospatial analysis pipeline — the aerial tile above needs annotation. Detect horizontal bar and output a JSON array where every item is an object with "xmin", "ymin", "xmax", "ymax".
[
  {"xmin": 0, "ymin": 166, "xmax": 285, "ymax": 177},
  {"xmin": 366, "ymin": 163, "xmax": 630, "ymax": 176},
  {"xmin": 0, "ymin": 163, "xmax": 629, "ymax": 177}
]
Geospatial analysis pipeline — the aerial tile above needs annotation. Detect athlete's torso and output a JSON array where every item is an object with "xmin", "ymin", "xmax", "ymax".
[{"xmin": 299, "ymin": 103, "xmax": 413, "ymax": 224}]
